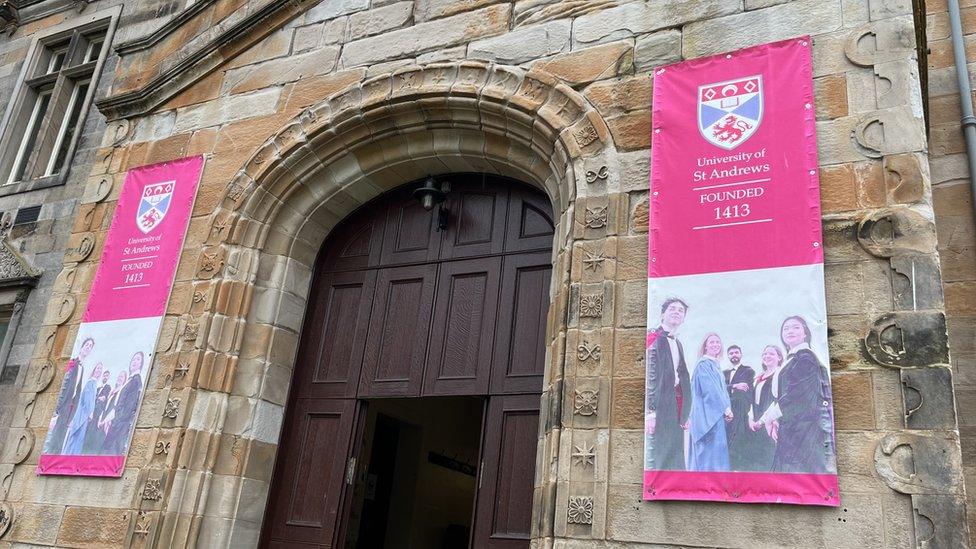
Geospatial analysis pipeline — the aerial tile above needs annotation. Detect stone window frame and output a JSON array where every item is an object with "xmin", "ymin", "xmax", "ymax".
[{"xmin": 0, "ymin": 5, "xmax": 120, "ymax": 197}]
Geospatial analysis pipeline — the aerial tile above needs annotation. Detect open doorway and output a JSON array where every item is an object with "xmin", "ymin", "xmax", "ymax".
[{"xmin": 346, "ymin": 397, "xmax": 485, "ymax": 549}]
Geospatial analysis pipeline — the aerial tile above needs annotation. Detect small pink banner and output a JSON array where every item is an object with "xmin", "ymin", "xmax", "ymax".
[
  {"xmin": 644, "ymin": 38, "xmax": 839, "ymax": 506},
  {"xmin": 38, "ymin": 156, "xmax": 203, "ymax": 477}
]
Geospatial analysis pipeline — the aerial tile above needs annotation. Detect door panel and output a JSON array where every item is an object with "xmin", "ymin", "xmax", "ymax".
[
  {"xmin": 491, "ymin": 253, "xmax": 551, "ymax": 394},
  {"xmin": 504, "ymin": 188, "xmax": 554, "ymax": 253},
  {"xmin": 439, "ymin": 183, "xmax": 507, "ymax": 260},
  {"xmin": 319, "ymin": 216, "xmax": 385, "ymax": 272},
  {"xmin": 473, "ymin": 394, "xmax": 541, "ymax": 548},
  {"xmin": 359, "ymin": 264, "xmax": 438, "ymax": 397},
  {"xmin": 380, "ymin": 193, "xmax": 441, "ymax": 265},
  {"xmin": 264, "ymin": 398, "xmax": 358, "ymax": 549},
  {"xmin": 423, "ymin": 257, "xmax": 502, "ymax": 396},
  {"xmin": 299, "ymin": 270, "xmax": 376, "ymax": 399}
]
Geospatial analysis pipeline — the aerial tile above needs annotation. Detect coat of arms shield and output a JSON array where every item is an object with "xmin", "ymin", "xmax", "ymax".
[
  {"xmin": 697, "ymin": 75, "xmax": 763, "ymax": 150},
  {"xmin": 137, "ymin": 181, "xmax": 175, "ymax": 234}
]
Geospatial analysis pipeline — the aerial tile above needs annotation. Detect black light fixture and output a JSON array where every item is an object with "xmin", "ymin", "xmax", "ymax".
[{"xmin": 413, "ymin": 175, "xmax": 450, "ymax": 230}]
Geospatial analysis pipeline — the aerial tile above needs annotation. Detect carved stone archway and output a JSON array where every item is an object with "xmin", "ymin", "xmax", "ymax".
[{"xmin": 143, "ymin": 61, "xmax": 627, "ymax": 547}]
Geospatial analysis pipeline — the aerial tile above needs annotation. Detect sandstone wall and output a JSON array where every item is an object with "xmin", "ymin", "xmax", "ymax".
[{"xmin": 0, "ymin": 0, "xmax": 967, "ymax": 547}]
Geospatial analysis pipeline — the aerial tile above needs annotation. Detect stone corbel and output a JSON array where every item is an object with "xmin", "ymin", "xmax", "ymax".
[
  {"xmin": 901, "ymin": 367, "xmax": 957, "ymax": 430},
  {"xmin": 844, "ymin": 17, "xmax": 916, "ymax": 68},
  {"xmin": 875, "ymin": 432, "xmax": 964, "ymax": 495},
  {"xmin": 864, "ymin": 311, "xmax": 949, "ymax": 368},
  {"xmin": 912, "ymin": 495, "xmax": 971, "ymax": 547}
]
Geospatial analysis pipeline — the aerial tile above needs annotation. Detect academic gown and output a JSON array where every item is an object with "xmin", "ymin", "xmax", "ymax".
[
  {"xmin": 748, "ymin": 371, "xmax": 778, "ymax": 471},
  {"xmin": 645, "ymin": 327, "xmax": 692, "ymax": 471},
  {"xmin": 83, "ymin": 384, "xmax": 112, "ymax": 454},
  {"xmin": 689, "ymin": 357, "xmax": 731, "ymax": 472},
  {"xmin": 724, "ymin": 364, "xmax": 755, "ymax": 471},
  {"xmin": 771, "ymin": 349, "xmax": 835, "ymax": 474},
  {"xmin": 64, "ymin": 378, "xmax": 96, "ymax": 455},
  {"xmin": 104, "ymin": 374, "xmax": 143, "ymax": 455},
  {"xmin": 44, "ymin": 358, "xmax": 82, "ymax": 454}
]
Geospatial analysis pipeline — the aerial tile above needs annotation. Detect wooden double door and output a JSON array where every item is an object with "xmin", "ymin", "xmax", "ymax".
[{"xmin": 261, "ymin": 175, "xmax": 554, "ymax": 548}]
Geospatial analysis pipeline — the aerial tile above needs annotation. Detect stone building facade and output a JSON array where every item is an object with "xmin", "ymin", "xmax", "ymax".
[{"xmin": 0, "ymin": 0, "xmax": 974, "ymax": 547}]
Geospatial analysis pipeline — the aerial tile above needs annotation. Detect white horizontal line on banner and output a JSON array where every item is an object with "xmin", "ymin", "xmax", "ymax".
[
  {"xmin": 691, "ymin": 177, "xmax": 771, "ymax": 191},
  {"xmin": 692, "ymin": 218, "xmax": 773, "ymax": 230},
  {"xmin": 112, "ymin": 284, "xmax": 152, "ymax": 290},
  {"xmin": 121, "ymin": 255, "xmax": 158, "ymax": 262}
]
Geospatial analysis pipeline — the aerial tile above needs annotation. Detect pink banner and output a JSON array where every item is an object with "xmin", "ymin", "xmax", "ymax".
[
  {"xmin": 38, "ymin": 156, "xmax": 203, "ymax": 477},
  {"xmin": 644, "ymin": 38, "xmax": 839, "ymax": 506}
]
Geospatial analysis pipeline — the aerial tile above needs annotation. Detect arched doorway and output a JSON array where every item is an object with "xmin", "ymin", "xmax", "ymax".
[{"xmin": 261, "ymin": 174, "xmax": 554, "ymax": 548}]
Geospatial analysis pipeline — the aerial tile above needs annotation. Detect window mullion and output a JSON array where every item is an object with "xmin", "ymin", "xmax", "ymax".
[{"xmin": 20, "ymin": 75, "xmax": 70, "ymax": 181}]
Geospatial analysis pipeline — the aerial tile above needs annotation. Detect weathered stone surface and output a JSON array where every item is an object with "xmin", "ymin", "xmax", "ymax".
[
  {"xmin": 469, "ymin": 20, "xmax": 571, "ymax": 65},
  {"xmin": 174, "ymin": 88, "xmax": 283, "ymax": 132},
  {"xmin": 606, "ymin": 110, "xmax": 651, "ymax": 152},
  {"xmin": 864, "ymin": 312, "xmax": 949, "ymax": 368},
  {"xmin": 222, "ymin": 47, "xmax": 341, "ymax": 95},
  {"xmin": 634, "ymin": 29, "xmax": 682, "ymax": 73},
  {"xmin": 814, "ymin": 73, "xmax": 849, "ymax": 120},
  {"xmin": 683, "ymin": 0, "xmax": 843, "ymax": 57},
  {"xmin": 340, "ymin": 5, "xmax": 511, "ymax": 68},
  {"xmin": 534, "ymin": 41, "xmax": 633, "ymax": 86},
  {"xmin": 415, "ymin": 0, "xmax": 505, "ymax": 21},
  {"xmin": 832, "ymin": 372, "xmax": 876, "ymax": 430},
  {"xmin": 347, "ymin": 2, "xmax": 413, "ymax": 41},
  {"xmin": 584, "ymin": 75, "xmax": 652, "ymax": 118},
  {"xmin": 902, "ymin": 366, "xmax": 957, "ymax": 430},
  {"xmin": 875, "ymin": 431, "xmax": 965, "ymax": 494},
  {"xmin": 304, "ymin": 0, "xmax": 369, "ymax": 24},
  {"xmin": 57, "ymin": 506, "xmax": 131, "ymax": 547},
  {"xmin": 572, "ymin": 0, "xmax": 739, "ymax": 47}
]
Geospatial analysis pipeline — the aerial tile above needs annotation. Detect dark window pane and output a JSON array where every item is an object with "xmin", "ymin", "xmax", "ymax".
[
  {"xmin": 50, "ymin": 81, "xmax": 90, "ymax": 175},
  {"xmin": 10, "ymin": 91, "xmax": 52, "ymax": 183}
]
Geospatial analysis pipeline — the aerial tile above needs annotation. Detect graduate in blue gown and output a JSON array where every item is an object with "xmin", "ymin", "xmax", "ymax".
[{"xmin": 689, "ymin": 333, "xmax": 733, "ymax": 472}]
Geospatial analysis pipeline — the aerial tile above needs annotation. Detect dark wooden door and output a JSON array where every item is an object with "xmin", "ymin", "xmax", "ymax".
[
  {"xmin": 472, "ymin": 394, "xmax": 542, "ymax": 548},
  {"xmin": 262, "ymin": 175, "xmax": 553, "ymax": 548}
]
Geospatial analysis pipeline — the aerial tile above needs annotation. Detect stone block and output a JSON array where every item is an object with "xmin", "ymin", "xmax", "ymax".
[
  {"xmin": 222, "ymin": 46, "xmax": 341, "ymax": 95},
  {"xmin": 415, "ymin": 0, "xmax": 505, "ymax": 21},
  {"xmin": 610, "ymin": 377, "xmax": 644, "ymax": 429},
  {"xmin": 864, "ymin": 311, "xmax": 949, "ymax": 368},
  {"xmin": 7, "ymin": 503, "xmax": 63, "ymax": 545},
  {"xmin": 902, "ymin": 366, "xmax": 957, "ymax": 430},
  {"xmin": 340, "ymin": 5, "xmax": 511, "ymax": 68},
  {"xmin": 469, "ymin": 20, "xmax": 571, "ymax": 65},
  {"xmin": 831, "ymin": 372, "xmax": 876, "ymax": 430},
  {"xmin": 534, "ymin": 40, "xmax": 633, "ymax": 87},
  {"xmin": 815, "ymin": 73, "xmax": 849, "ymax": 120},
  {"xmin": 572, "ymin": 0, "xmax": 739, "ymax": 47},
  {"xmin": 347, "ymin": 2, "xmax": 413, "ymax": 41},
  {"xmin": 304, "ymin": 0, "xmax": 369, "ymax": 24},
  {"xmin": 683, "ymin": 0, "xmax": 843, "ymax": 58},
  {"xmin": 634, "ymin": 30, "xmax": 682, "ymax": 73},
  {"xmin": 174, "ymin": 88, "xmax": 283, "ymax": 133},
  {"xmin": 875, "ymin": 431, "xmax": 965, "ymax": 495},
  {"xmin": 583, "ymin": 74, "xmax": 652, "ymax": 118},
  {"xmin": 56, "ymin": 506, "xmax": 131, "ymax": 547},
  {"xmin": 606, "ymin": 110, "xmax": 651, "ymax": 152}
]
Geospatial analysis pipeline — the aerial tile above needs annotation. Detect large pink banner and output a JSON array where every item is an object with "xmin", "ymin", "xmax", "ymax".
[
  {"xmin": 38, "ymin": 156, "xmax": 203, "ymax": 476},
  {"xmin": 644, "ymin": 38, "xmax": 839, "ymax": 506}
]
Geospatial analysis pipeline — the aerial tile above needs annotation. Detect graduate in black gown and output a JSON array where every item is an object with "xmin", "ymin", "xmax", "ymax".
[
  {"xmin": 723, "ymin": 345, "xmax": 754, "ymax": 471},
  {"xmin": 761, "ymin": 316, "xmax": 836, "ymax": 474},
  {"xmin": 104, "ymin": 352, "xmax": 145, "ymax": 455},
  {"xmin": 747, "ymin": 345, "xmax": 784, "ymax": 471},
  {"xmin": 645, "ymin": 297, "xmax": 692, "ymax": 471}
]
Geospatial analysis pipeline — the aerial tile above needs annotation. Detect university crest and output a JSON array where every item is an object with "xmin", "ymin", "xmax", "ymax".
[
  {"xmin": 697, "ymin": 75, "xmax": 763, "ymax": 150},
  {"xmin": 137, "ymin": 181, "xmax": 175, "ymax": 234}
]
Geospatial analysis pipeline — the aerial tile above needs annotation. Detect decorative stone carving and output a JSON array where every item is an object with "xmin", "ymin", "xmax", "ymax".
[
  {"xmin": 0, "ymin": 502, "xmax": 11, "ymax": 539},
  {"xmin": 889, "ymin": 254, "xmax": 943, "ymax": 311},
  {"xmin": 108, "ymin": 119, "xmax": 132, "ymax": 146},
  {"xmin": 197, "ymin": 251, "xmax": 224, "ymax": 277},
  {"xmin": 579, "ymin": 294, "xmax": 603, "ymax": 318},
  {"xmin": 192, "ymin": 291, "xmax": 207, "ymax": 304},
  {"xmin": 576, "ymin": 340, "xmax": 601, "ymax": 364},
  {"xmin": 10, "ymin": 429, "xmax": 33, "ymax": 464},
  {"xmin": 24, "ymin": 360, "xmax": 55, "ymax": 393},
  {"xmin": 48, "ymin": 295, "xmax": 76, "ymax": 325},
  {"xmin": 182, "ymin": 320, "xmax": 199, "ymax": 342},
  {"xmin": 844, "ymin": 19, "xmax": 916, "ymax": 68},
  {"xmin": 0, "ymin": 239, "xmax": 40, "ymax": 282},
  {"xmin": 850, "ymin": 108, "xmax": 926, "ymax": 159},
  {"xmin": 573, "ymin": 123, "xmax": 599, "ymax": 148},
  {"xmin": 585, "ymin": 165, "xmax": 609, "ymax": 184},
  {"xmin": 864, "ymin": 312, "xmax": 949, "ymax": 368},
  {"xmin": 64, "ymin": 233, "xmax": 96, "ymax": 263},
  {"xmin": 566, "ymin": 496, "xmax": 593, "ymax": 524},
  {"xmin": 582, "ymin": 250, "xmax": 606, "ymax": 271},
  {"xmin": 133, "ymin": 511, "xmax": 152, "ymax": 535},
  {"xmin": 0, "ymin": 0, "xmax": 18, "ymax": 36},
  {"xmin": 174, "ymin": 361, "xmax": 190, "ymax": 378},
  {"xmin": 574, "ymin": 389, "xmax": 599, "ymax": 416},
  {"xmin": 154, "ymin": 441, "xmax": 171, "ymax": 455},
  {"xmin": 82, "ymin": 175, "xmax": 114, "ymax": 204},
  {"xmin": 572, "ymin": 443, "xmax": 595, "ymax": 467},
  {"xmin": 883, "ymin": 153, "xmax": 925, "ymax": 205},
  {"xmin": 584, "ymin": 206, "xmax": 608, "ymax": 229},
  {"xmin": 17, "ymin": 394, "xmax": 35, "ymax": 427},
  {"xmin": 875, "ymin": 432, "xmax": 964, "ymax": 495},
  {"xmin": 0, "ymin": 464, "xmax": 13, "ymax": 501},
  {"xmin": 911, "ymin": 495, "xmax": 969, "ymax": 548},
  {"xmin": 142, "ymin": 478, "xmax": 163, "ymax": 501},
  {"xmin": 902, "ymin": 367, "xmax": 957, "ymax": 430},
  {"xmin": 163, "ymin": 398, "xmax": 181, "ymax": 419},
  {"xmin": 857, "ymin": 208, "xmax": 936, "ymax": 258},
  {"xmin": 210, "ymin": 216, "xmax": 231, "ymax": 241}
]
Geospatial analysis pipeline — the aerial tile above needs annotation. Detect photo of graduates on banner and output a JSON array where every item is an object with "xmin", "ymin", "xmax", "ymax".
[
  {"xmin": 644, "ymin": 266, "xmax": 836, "ymax": 476},
  {"xmin": 41, "ymin": 316, "xmax": 160, "ymax": 460}
]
